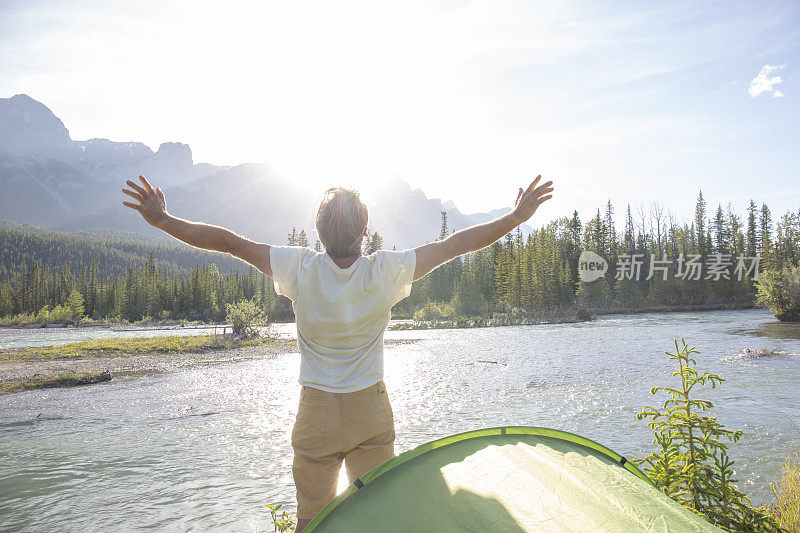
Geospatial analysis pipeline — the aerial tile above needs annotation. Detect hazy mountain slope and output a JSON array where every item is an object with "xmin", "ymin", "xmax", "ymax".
[
  {"xmin": 0, "ymin": 94, "xmax": 532, "ymax": 249},
  {"xmin": 0, "ymin": 221, "xmax": 248, "ymax": 278},
  {"xmin": 0, "ymin": 94, "xmax": 204, "ymax": 227}
]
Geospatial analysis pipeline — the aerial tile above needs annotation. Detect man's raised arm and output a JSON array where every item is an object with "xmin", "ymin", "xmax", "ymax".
[
  {"xmin": 122, "ymin": 175, "xmax": 273, "ymax": 277},
  {"xmin": 412, "ymin": 175, "xmax": 553, "ymax": 282}
]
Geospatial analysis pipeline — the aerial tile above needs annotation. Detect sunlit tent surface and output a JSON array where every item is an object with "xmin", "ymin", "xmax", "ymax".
[{"xmin": 305, "ymin": 427, "xmax": 722, "ymax": 532}]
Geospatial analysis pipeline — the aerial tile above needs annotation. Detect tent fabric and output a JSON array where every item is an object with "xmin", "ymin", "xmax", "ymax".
[{"xmin": 305, "ymin": 426, "xmax": 722, "ymax": 532}]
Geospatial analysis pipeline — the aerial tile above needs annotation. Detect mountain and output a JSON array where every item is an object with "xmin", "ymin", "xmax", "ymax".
[
  {"xmin": 0, "ymin": 94, "xmax": 201, "ymax": 228},
  {"xmin": 0, "ymin": 94, "xmax": 532, "ymax": 248}
]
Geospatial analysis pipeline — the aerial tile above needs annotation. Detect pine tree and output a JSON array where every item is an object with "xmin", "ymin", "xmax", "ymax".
[
  {"xmin": 695, "ymin": 191, "xmax": 707, "ymax": 260},
  {"xmin": 66, "ymin": 289, "xmax": 85, "ymax": 321},
  {"xmin": 604, "ymin": 200, "xmax": 616, "ymax": 258},
  {"xmin": 713, "ymin": 204, "xmax": 726, "ymax": 254},
  {"xmin": 746, "ymin": 200, "xmax": 758, "ymax": 258},
  {"xmin": 87, "ymin": 258, "xmax": 99, "ymax": 318},
  {"xmin": 297, "ymin": 229, "xmax": 309, "ymax": 247},
  {"xmin": 363, "ymin": 232, "xmax": 384, "ymax": 255},
  {"xmin": 624, "ymin": 204, "xmax": 636, "ymax": 254},
  {"xmin": 759, "ymin": 204, "xmax": 773, "ymax": 269}
]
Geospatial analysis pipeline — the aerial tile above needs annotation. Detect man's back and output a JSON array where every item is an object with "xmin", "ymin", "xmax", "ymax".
[{"xmin": 270, "ymin": 246, "xmax": 416, "ymax": 393}]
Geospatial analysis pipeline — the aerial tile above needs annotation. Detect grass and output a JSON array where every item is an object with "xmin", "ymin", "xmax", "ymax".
[
  {"xmin": 769, "ymin": 451, "xmax": 800, "ymax": 532},
  {"xmin": 0, "ymin": 334, "xmax": 282, "ymax": 363},
  {"xmin": 0, "ymin": 370, "xmax": 113, "ymax": 394}
]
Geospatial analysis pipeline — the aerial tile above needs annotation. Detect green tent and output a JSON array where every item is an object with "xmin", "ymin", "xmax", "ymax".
[{"xmin": 305, "ymin": 427, "xmax": 722, "ymax": 532}]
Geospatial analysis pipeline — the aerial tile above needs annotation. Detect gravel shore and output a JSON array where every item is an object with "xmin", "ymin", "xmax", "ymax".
[
  {"xmin": 0, "ymin": 338, "xmax": 418, "ymax": 385},
  {"xmin": 0, "ymin": 338, "xmax": 297, "ymax": 383}
]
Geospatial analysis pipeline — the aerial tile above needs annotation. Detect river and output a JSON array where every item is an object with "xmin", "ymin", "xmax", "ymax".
[{"xmin": 1, "ymin": 309, "xmax": 798, "ymax": 531}]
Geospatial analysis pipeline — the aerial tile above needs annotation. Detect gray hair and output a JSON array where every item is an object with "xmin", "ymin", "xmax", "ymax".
[{"xmin": 315, "ymin": 187, "xmax": 368, "ymax": 257}]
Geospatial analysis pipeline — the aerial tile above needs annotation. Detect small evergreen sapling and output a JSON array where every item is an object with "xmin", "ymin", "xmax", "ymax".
[{"xmin": 636, "ymin": 339, "xmax": 781, "ymax": 532}]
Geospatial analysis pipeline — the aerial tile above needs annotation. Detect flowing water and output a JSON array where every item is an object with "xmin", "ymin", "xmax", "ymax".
[{"xmin": 1, "ymin": 309, "xmax": 799, "ymax": 531}]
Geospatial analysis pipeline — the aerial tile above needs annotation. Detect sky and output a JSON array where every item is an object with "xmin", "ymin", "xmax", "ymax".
[{"xmin": 1, "ymin": 0, "xmax": 799, "ymax": 225}]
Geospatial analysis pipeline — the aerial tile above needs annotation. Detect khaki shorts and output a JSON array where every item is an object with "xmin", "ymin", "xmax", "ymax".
[{"xmin": 292, "ymin": 380, "xmax": 395, "ymax": 519}]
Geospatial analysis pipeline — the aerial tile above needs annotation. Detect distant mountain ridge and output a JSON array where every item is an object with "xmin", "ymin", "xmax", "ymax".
[{"xmin": 0, "ymin": 94, "xmax": 532, "ymax": 248}]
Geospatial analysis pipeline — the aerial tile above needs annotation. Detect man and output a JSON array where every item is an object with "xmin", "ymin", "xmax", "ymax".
[{"xmin": 122, "ymin": 174, "xmax": 553, "ymax": 531}]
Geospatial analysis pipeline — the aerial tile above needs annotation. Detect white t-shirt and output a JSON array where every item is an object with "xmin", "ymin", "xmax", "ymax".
[{"xmin": 269, "ymin": 246, "xmax": 416, "ymax": 393}]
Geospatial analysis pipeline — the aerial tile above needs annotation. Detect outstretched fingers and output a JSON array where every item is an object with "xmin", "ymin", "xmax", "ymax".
[
  {"xmin": 510, "ymin": 174, "xmax": 553, "ymax": 222},
  {"xmin": 525, "ymin": 175, "xmax": 542, "ymax": 193},
  {"xmin": 122, "ymin": 188, "xmax": 143, "ymax": 202},
  {"xmin": 122, "ymin": 201, "xmax": 142, "ymax": 211},
  {"xmin": 531, "ymin": 182, "xmax": 553, "ymax": 199},
  {"xmin": 139, "ymin": 174, "xmax": 154, "ymax": 194},
  {"xmin": 126, "ymin": 179, "xmax": 147, "ymax": 196}
]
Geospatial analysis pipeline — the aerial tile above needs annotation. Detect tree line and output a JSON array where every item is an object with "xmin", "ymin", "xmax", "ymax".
[
  {"xmin": 0, "ymin": 253, "xmax": 281, "ymax": 323},
  {"xmin": 1, "ymin": 192, "xmax": 799, "ymax": 324},
  {"xmin": 396, "ymin": 193, "xmax": 800, "ymax": 320}
]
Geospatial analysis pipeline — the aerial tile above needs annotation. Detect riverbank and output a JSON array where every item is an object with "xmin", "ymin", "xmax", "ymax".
[
  {"xmin": 594, "ymin": 302, "xmax": 756, "ymax": 316},
  {"xmin": 389, "ymin": 302, "xmax": 757, "ymax": 330},
  {"xmin": 0, "ymin": 334, "xmax": 296, "ymax": 395},
  {"xmin": 0, "ymin": 319, "xmax": 232, "ymax": 331},
  {"xmin": 2, "ymin": 302, "xmax": 760, "ymax": 334},
  {"xmin": 0, "ymin": 371, "xmax": 113, "ymax": 395}
]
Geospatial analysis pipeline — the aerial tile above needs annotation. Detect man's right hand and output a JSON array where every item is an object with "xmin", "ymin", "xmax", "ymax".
[
  {"xmin": 122, "ymin": 174, "xmax": 273, "ymax": 276},
  {"xmin": 413, "ymin": 174, "xmax": 554, "ymax": 281},
  {"xmin": 511, "ymin": 175, "xmax": 553, "ymax": 224},
  {"xmin": 122, "ymin": 175, "xmax": 169, "ymax": 228}
]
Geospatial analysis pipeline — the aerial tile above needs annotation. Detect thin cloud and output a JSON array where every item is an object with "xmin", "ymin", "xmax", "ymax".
[{"xmin": 748, "ymin": 64, "xmax": 786, "ymax": 97}]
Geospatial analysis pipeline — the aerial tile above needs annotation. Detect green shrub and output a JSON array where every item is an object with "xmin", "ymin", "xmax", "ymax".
[
  {"xmin": 769, "ymin": 452, "xmax": 800, "ymax": 532},
  {"xmin": 0, "ymin": 311, "xmax": 34, "ymax": 326},
  {"xmin": 510, "ymin": 307, "xmax": 528, "ymax": 320},
  {"xmin": 49, "ymin": 304, "xmax": 73, "ymax": 323},
  {"xmin": 36, "ymin": 305, "xmax": 51, "ymax": 325},
  {"xmin": 225, "ymin": 299, "xmax": 266, "ymax": 337},
  {"xmin": 413, "ymin": 301, "xmax": 454, "ymax": 322},
  {"xmin": 757, "ymin": 266, "xmax": 800, "ymax": 322},
  {"xmin": 636, "ymin": 339, "xmax": 780, "ymax": 531}
]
